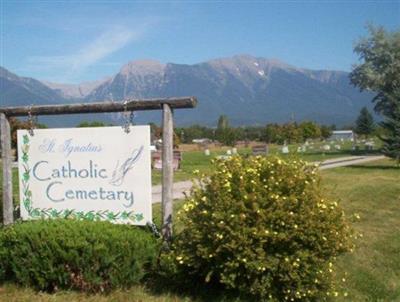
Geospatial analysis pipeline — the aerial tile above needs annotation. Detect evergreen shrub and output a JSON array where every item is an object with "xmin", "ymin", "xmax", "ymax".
[{"xmin": 0, "ymin": 219, "xmax": 158, "ymax": 292}]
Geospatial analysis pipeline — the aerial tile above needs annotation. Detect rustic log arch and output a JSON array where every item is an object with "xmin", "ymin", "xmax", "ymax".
[{"xmin": 0, "ymin": 97, "xmax": 197, "ymax": 243}]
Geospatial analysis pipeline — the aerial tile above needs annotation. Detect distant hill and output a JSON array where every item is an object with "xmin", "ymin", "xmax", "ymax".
[
  {"xmin": 43, "ymin": 78, "xmax": 110, "ymax": 99},
  {"xmin": 0, "ymin": 67, "xmax": 106, "ymax": 126},
  {"xmin": 1, "ymin": 55, "xmax": 375, "ymax": 127},
  {"xmin": 0, "ymin": 66, "xmax": 66, "ymax": 107}
]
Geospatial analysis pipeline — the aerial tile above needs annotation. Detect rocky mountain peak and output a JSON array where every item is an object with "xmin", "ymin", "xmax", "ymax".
[
  {"xmin": 119, "ymin": 59, "xmax": 166, "ymax": 76},
  {"xmin": 204, "ymin": 54, "xmax": 297, "ymax": 80}
]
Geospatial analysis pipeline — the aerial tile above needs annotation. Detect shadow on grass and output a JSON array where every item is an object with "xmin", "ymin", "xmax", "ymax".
[
  {"xmin": 346, "ymin": 164, "xmax": 400, "ymax": 171},
  {"xmin": 144, "ymin": 269, "xmax": 256, "ymax": 302},
  {"xmin": 303, "ymin": 149, "xmax": 382, "ymax": 157}
]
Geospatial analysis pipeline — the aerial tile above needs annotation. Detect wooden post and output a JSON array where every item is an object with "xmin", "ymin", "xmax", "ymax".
[
  {"xmin": 0, "ymin": 98, "xmax": 197, "ymax": 228},
  {"xmin": 0, "ymin": 113, "xmax": 13, "ymax": 225},
  {"xmin": 161, "ymin": 104, "xmax": 174, "ymax": 242},
  {"xmin": 0, "ymin": 97, "xmax": 197, "ymax": 117}
]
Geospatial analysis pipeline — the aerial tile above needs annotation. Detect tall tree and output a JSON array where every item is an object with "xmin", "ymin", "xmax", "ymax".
[
  {"xmin": 355, "ymin": 107, "xmax": 375, "ymax": 137},
  {"xmin": 217, "ymin": 115, "xmax": 229, "ymax": 130},
  {"xmin": 350, "ymin": 25, "xmax": 400, "ymax": 164},
  {"xmin": 299, "ymin": 121, "xmax": 322, "ymax": 141},
  {"xmin": 380, "ymin": 91, "xmax": 400, "ymax": 164},
  {"xmin": 216, "ymin": 115, "xmax": 236, "ymax": 146},
  {"xmin": 320, "ymin": 125, "xmax": 333, "ymax": 139}
]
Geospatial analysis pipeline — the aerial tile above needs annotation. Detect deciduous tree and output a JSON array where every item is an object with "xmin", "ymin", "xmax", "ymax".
[{"xmin": 350, "ymin": 25, "xmax": 400, "ymax": 164}]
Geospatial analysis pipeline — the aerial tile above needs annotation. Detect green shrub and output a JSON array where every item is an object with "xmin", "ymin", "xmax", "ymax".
[
  {"xmin": 0, "ymin": 219, "xmax": 159, "ymax": 292},
  {"xmin": 172, "ymin": 156, "xmax": 353, "ymax": 301}
]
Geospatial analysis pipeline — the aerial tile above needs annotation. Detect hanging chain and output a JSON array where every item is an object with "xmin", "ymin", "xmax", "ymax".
[
  {"xmin": 129, "ymin": 110, "xmax": 136, "ymax": 124},
  {"xmin": 122, "ymin": 100, "xmax": 135, "ymax": 133},
  {"xmin": 146, "ymin": 221, "xmax": 161, "ymax": 238},
  {"xmin": 27, "ymin": 104, "xmax": 37, "ymax": 136}
]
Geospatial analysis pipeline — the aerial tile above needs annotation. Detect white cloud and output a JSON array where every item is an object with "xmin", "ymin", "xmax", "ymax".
[{"xmin": 26, "ymin": 25, "xmax": 144, "ymax": 82}]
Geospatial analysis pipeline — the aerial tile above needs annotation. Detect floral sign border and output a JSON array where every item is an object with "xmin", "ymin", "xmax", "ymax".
[{"xmin": 20, "ymin": 134, "xmax": 144, "ymax": 223}]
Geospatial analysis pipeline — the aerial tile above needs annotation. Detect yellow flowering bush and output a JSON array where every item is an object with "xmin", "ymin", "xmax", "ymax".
[{"xmin": 172, "ymin": 156, "xmax": 353, "ymax": 301}]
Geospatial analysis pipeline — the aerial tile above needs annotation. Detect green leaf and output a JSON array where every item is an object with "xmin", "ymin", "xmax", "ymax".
[
  {"xmin": 23, "ymin": 135, "xmax": 29, "ymax": 144},
  {"xmin": 22, "ymin": 153, "xmax": 29, "ymax": 163}
]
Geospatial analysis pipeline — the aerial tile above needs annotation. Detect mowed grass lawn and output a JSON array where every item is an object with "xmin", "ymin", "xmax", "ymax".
[
  {"xmin": 322, "ymin": 159, "xmax": 400, "ymax": 301},
  {"xmin": 151, "ymin": 143, "xmax": 374, "ymax": 185},
  {"xmin": 0, "ymin": 158, "xmax": 398, "ymax": 301}
]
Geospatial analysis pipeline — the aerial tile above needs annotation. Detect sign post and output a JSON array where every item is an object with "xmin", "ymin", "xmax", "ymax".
[
  {"xmin": 0, "ymin": 113, "xmax": 13, "ymax": 225},
  {"xmin": 0, "ymin": 97, "xmax": 197, "ymax": 242},
  {"xmin": 162, "ymin": 104, "xmax": 173, "ymax": 241}
]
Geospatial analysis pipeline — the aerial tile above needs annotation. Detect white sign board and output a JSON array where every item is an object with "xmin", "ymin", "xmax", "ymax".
[{"xmin": 17, "ymin": 126, "xmax": 152, "ymax": 225}]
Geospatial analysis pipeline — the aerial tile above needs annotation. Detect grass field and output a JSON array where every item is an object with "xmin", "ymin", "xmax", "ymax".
[
  {"xmin": 323, "ymin": 159, "xmax": 400, "ymax": 301},
  {"xmin": 1, "ymin": 154, "xmax": 398, "ymax": 301},
  {"xmin": 151, "ymin": 141, "xmax": 377, "ymax": 185}
]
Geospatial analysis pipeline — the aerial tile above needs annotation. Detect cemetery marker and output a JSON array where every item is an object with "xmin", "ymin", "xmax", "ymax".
[{"xmin": 0, "ymin": 97, "xmax": 197, "ymax": 243}]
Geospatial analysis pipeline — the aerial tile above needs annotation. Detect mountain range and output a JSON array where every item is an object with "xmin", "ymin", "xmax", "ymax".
[{"xmin": 0, "ymin": 55, "xmax": 375, "ymax": 127}]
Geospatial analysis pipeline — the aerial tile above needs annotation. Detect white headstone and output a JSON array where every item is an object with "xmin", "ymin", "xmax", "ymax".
[
  {"xmin": 282, "ymin": 146, "xmax": 289, "ymax": 154},
  {"xmin": 322, "ymin": 144, "xmax": 331, "ymax": 151},
  {"xmin": 204, "ymin": 149, "xmax": 210, "ymax": 156}
]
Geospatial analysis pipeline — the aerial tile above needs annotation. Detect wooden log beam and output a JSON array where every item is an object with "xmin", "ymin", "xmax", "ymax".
[
  {"xmin": 0, "ymin": 97, "xmax": 197, "ymax": 117},
  {"xmin": 0, "ymin": 113, "xmax": 13, "ymax": 225},
  {"xmin": 161, "ymin": 104, "xmax": 174, "ymax": 243}
]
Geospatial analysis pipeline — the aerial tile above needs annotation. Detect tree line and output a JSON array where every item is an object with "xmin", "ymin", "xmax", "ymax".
[
  {"xmin": 173, "ymin": 117, "xmax": 334, "ymax": 146},
  {"xmin": 6, "ymin": 108, "xmax": 378, "ymax": 151}
]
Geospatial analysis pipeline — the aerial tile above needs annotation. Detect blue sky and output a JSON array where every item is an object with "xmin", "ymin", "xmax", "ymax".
[{"xmin": 1, "ymin": 1, "xmax": 399, "ymax": 83}]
